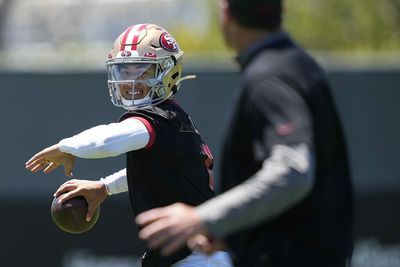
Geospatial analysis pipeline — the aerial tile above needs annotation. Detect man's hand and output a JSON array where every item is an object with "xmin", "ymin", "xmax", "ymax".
[
  {"xmin": 54, "ymin": 179, "xmax": 108, "ymax": 222},
  {"xmin": 188, "ymin": 234, "xmax": 226, "ymax": 256},
  {"xmin": 25, "ymin": 144, "xmax": 75, "ymax": 177},
  {"xmin": 136, "ymin": 203, "xmax": 209, "ymax": 256}
]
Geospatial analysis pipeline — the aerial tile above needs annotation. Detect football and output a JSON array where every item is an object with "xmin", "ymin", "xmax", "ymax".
[{"xmin": 51, "ymin": 195, "xmax": 100, "ymax": 234}]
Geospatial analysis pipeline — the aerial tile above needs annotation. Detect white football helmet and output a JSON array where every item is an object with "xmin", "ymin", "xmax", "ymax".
[{"xmin": 106, "ymin": 23, "xmax": 194, "ymax": 110}]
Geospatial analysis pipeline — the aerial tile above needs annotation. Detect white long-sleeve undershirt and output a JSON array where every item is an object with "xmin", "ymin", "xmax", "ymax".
[
  {"xmin": 196, "ymin": 143, "xmax": 315, "ymax": 238},
  {"xmin": 58, "ymin": 118, "xmax": 150, "ymax": 195},
  {"xmin": 100, "ymin": 168, "xmax": 129, "ymax": 195},
  {"xmin": 58, "ymin": 118, "xmax": 150, "ymax": 158}
]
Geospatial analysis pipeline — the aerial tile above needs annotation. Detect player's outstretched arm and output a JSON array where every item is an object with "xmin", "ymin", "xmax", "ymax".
[
  {"xmin": 25, "ymin": 117, "xmax": 150, "ymax": 177},
  {"xmin": 25, "ymin": 144, "xmax": 75, "ymax": 177},
  {"xmin": 54, "ymin": 179, "xmax": 108, "ymax": 222}
]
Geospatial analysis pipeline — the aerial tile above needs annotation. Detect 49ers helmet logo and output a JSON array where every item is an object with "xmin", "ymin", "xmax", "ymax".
[{"xmin": 160, "ymin": 32, "xmax": 178, "ymax": 52}]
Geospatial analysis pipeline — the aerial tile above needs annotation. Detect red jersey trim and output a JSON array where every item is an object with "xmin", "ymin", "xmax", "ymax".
[{"xmin": 127, "ymin": 116, "xmax": 156, "ymax": 149}]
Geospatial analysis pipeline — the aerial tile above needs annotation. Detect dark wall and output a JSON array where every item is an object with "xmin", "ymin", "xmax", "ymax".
[{"xmin": 0, "ymin": 70, "xmax": 399, "ymax": 266}]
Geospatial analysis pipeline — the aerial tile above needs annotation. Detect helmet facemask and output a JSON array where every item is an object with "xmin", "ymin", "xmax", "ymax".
[{"xmin": 107, "ymin": 56, "xmax": 180, "ymax": 109}]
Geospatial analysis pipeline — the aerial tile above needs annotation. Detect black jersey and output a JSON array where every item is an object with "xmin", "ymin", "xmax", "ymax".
[
  {"xmin": 119, "ymin": 99, "xmax": 215, "ymax": 266},
  {"xmin": 220, "ymin": 32, "xmax": 353, "ymax": 266}
]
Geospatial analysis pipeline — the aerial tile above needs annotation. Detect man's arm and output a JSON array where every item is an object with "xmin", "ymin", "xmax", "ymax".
[{"xmin": 197, "ymin": 143, "xmax": 314, "ymax": 238}]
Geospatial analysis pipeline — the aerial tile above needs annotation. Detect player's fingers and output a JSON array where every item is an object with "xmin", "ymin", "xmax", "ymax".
[
  {"xmin": 58, "ymin": 179, "xmax": 77, "ymax": 189},
  {"xmin": 25, "ymin": 157, "xmax": 46, "ymax": 171},
  {"xmin": 43, "ymin": 162, "xmax": 60, "ymax": 174},
  {"xmin": 29, "ymin": 164, "xmax": 46, "ymax": 173},
  {"xmin": 64, "ymin": 156, "xmax": 76, "ymax": 178},
  {"xmin": 25, "ymin": 158, "xmax": 35, "ymax": 166},
  {"xmin": 64, "ymin": 167, "xmax": 74, "ymax": 178},
  {"xmin": 56, "ymin": 189, "xmax": 80, "ymax": 203},
  {"xmin": 58, "ymin": 178, "xmax": 78, "ymax": 187},
  {"xmin": 58, "ymin": 179, "xmax": 79, "ymax": 189},
  {"xmin": 25, "ymin": 153, "xmax": 43, "ymax": 166},
  {"xmin": 86, "ymin": 204, "xmax": 98, "ymax": 222},
  {"xmin": 25, "ymin": 160, "xmax": 36, "ymax": 170},
  {"xmin": 54, "ymin": 182, "xmax": 80, "ymax": 197},
  {"xmin": 27, "ymin": 166, "xmax": 39, "ymax": 173}
]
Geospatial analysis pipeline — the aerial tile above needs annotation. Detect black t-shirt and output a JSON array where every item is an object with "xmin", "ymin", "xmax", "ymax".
[
  {"xmin": 119, "ymin": 99, "xmax": 215, "ymax": 266},
  {"xmin": 220, "ymin": 32, "xmax": 353, "ymax": 266}
]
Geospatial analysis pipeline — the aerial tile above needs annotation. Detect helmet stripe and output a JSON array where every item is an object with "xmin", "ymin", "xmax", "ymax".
[
  {"xmin": 120, "ymin": 25, "xmax": 134, "ymax": 51},
  {"xmin": 120, "ymin": 23, "xmax": 149, "ymax": 52},
  {"xmin": 130, "ymin": 23, "xmax": 149, "ymax": 51}
]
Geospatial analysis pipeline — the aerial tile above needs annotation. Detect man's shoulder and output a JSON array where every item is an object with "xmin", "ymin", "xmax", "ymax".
[
  {"xmin": 244, "ymin": 47, "xmax": 325, "ymax": 85},
  {"xmin": 250, "ymin": 46, "xmax": 314, "ymax": 69}
]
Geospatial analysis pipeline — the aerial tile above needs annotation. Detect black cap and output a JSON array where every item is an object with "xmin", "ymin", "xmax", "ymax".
[{"xmin": 228, "ymin": 0, "xmax": 282, "ymax": 30}]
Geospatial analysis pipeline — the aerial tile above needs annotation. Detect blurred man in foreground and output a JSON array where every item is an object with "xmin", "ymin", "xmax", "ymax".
[{"xmin": 136, "ymin": 0, "xmax": 354, "ymax": 266}]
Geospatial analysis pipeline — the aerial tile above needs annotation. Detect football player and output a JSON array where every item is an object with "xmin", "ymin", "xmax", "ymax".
[{"xmin": 26, "ymin": 23, "xmax": 233, "ymax": 267}]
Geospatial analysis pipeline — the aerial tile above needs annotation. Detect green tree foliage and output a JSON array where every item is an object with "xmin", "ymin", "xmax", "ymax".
[
  {"xmin": 285, "ymin": 0, "xmax": 400, "ymax": 51},
  {"xmin": 176, "ymin": 0, "xmax": 400, "ymax": 54}
]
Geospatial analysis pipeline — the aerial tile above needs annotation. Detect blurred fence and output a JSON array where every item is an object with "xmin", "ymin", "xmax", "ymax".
[
  {"xmin": 1, "ymin": 1, "xmax": 400, "ymax": 266},
  {"xmin": 0, "ymin": 69, "xmax": 400, "ymax": 266}
]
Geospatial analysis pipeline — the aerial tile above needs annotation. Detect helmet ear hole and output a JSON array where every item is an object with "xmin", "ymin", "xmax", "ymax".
[{"xmin": 171, "ymin": 72, "xmax": 179, "ymax": 80}]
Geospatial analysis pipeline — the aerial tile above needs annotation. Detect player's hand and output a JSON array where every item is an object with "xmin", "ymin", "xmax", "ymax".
[
  {"xmin": 54, "ymin": 179, "xmax": 108, "ymax": 222},
  {"xmin": 25, "ymin": 144, "xmax": 75, "ymax": 177},
  {"xmin": 136, "ymin": 203, "xmax": 208, "ymax": 256}
]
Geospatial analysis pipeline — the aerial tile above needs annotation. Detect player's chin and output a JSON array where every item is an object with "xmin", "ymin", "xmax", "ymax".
[
  {"xmin": 121, "ymin": 93, "xmax": 132, "ymax": 100},
  {"xmin": 134, "ymin": 95, "xmax": 145, "ymax": 100}
]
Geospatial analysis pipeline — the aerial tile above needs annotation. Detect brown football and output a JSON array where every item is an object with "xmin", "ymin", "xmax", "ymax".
[{"xmin": 51, "ymin": 195, "xmax": 100, "ymax": 234}]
